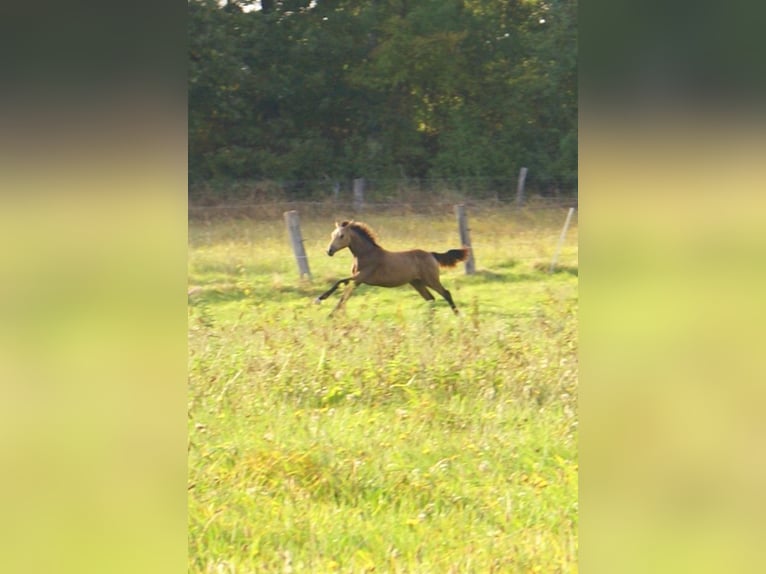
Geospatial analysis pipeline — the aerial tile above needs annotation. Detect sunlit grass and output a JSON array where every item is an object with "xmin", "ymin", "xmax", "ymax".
[{"xmin": 188, "ymin": 204, "xmax": 578, "ymax": 572}]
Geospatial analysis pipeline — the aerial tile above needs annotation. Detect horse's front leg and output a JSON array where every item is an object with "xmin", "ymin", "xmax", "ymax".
[
  {"xmin": 329, "ymin": 268, "xmax": 376, "ymax": 316},
  {"xmin": 315, "ymin": 277, "xmax": 353, "ymax": 303},
  {"xmin": 330, "ymin": 282, "xmax": 356, "ymax": 316}
]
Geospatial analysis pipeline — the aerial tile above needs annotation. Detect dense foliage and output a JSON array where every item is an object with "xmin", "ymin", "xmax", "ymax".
[{"xmin": 189, "ymin": 0, "xmax": 577, "ymax": 191}]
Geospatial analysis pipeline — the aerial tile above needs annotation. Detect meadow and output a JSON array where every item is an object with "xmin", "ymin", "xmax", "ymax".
[{"xmin": 188, "ymin": 201, "xmax": 578, "ymax": 572}]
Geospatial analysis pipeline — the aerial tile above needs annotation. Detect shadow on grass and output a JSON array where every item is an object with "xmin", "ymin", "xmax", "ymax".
[
  {"xmin": 532, "ymin": 262, "xmax": 579, "ymax": 276},
  {"xmin": 463, "ymin": 269, "xmax": 546, "ymax": 284},
  {"xmin": 493, "ymin": 258, "xmax": 520, "ymax": 270}
]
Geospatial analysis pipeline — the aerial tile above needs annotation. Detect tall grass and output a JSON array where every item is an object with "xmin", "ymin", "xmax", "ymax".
[{"xmin": 188, "ymin": 204, "xmax": 578, "ymax": 572}]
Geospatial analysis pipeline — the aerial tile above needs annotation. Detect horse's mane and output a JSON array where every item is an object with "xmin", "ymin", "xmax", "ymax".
[{"xmin": 341, "ymin": 220, "xmax": 380, "ymax": 246}]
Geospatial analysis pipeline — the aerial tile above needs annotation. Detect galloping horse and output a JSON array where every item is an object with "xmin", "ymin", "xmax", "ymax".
[{"xmin": 315, "ymin": 220, "xmax": 469, "ymax": 315}]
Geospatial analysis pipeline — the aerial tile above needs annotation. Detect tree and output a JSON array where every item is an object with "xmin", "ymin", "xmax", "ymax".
[{"xmin": 188, "ymin": 0, "xmax": 578, "ymax": 192}]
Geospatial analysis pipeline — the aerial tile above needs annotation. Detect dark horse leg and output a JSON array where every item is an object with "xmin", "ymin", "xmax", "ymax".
[
  {"xmin": 315, "ymin": 277, "xmax": 353, "ymax": 303},
  {"xmin": 315, "ymin": 276, "xmax": 360, "ymax": 316},
  {"xmin": 428, "ymin": 280, "xmax": 459, "ymax": 315},
  {"xmin": 410, "ymin": 279, "xmax": 435, "ymax": 301}
]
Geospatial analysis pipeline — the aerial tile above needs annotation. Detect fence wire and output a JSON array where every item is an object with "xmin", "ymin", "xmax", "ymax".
[
  {"xmin": 189, "ymin": 176, "xmax": 577, "ymax": 220},
  {"xmin": 188, "ymin": 196, "xmax": 578, "ymax": 222}
]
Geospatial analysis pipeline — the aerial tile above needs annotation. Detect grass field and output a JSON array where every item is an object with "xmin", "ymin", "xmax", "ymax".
[{"xmin": 188, "ymin": 202, "xmax": 578, "ymax": 572}]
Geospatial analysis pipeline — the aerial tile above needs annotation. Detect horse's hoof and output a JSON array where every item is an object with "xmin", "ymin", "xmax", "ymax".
[{"xmin": 314, "ymin": 298, "xmax": 322, "ymax": 304}]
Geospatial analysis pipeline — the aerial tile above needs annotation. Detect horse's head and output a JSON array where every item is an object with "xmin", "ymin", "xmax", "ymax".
[{"xmin": 326, "ymin": 221, "xmax": 352, "ymax": 256}]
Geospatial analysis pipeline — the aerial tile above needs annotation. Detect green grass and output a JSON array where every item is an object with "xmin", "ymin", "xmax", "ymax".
[{"xmin": 188, "ymin": 204, "xmax": 578, "ymax": 572}]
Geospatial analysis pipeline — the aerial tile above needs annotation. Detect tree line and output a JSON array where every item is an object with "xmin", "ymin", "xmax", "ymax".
[{"xmin": 189, "ymin": 0, "xmax": 577, "ymax": 195}]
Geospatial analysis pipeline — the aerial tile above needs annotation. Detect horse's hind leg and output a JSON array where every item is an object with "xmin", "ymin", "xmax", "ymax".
[
  {"xmin": 428, "ymin": 279, "xmax": 459, "ymax": 314},
  {"xmin": 410, "ymin": 280, "xmax": 435, "ymax": 301}
]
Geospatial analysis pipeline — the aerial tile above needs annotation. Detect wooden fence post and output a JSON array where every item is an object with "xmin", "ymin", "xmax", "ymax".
[
  {"xmin": 550, "ymin": 207, "xmax": 575, "ymax": 273},
  {"xmin": 515, "ymin": 167, "xmax": 528, "ymax": 206},
  {"xmin": 284, "ymin": 210, "xmax": 312, "ymax": 280},
  {"xmin": 454, "ymin": 204, "xmax": 476, "ymax": 275},
  {"xmin": 353, "ymin": 178, "xmax": 365, "ymax": 211}
]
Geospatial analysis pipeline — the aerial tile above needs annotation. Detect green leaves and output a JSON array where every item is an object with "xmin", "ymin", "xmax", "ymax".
[{"xmin": 188, "ymin": 0, "xmax": 577, "ymax": 187}]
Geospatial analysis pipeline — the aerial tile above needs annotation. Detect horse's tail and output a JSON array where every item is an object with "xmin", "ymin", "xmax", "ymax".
[{"xmin": 431, "ymin": 247, "xmax": 470, "ymax": 268}]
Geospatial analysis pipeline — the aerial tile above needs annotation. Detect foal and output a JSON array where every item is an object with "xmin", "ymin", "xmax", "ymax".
[{"xmin": 315, "ymin": 220, "xmax": 469, "ymax": 315}]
